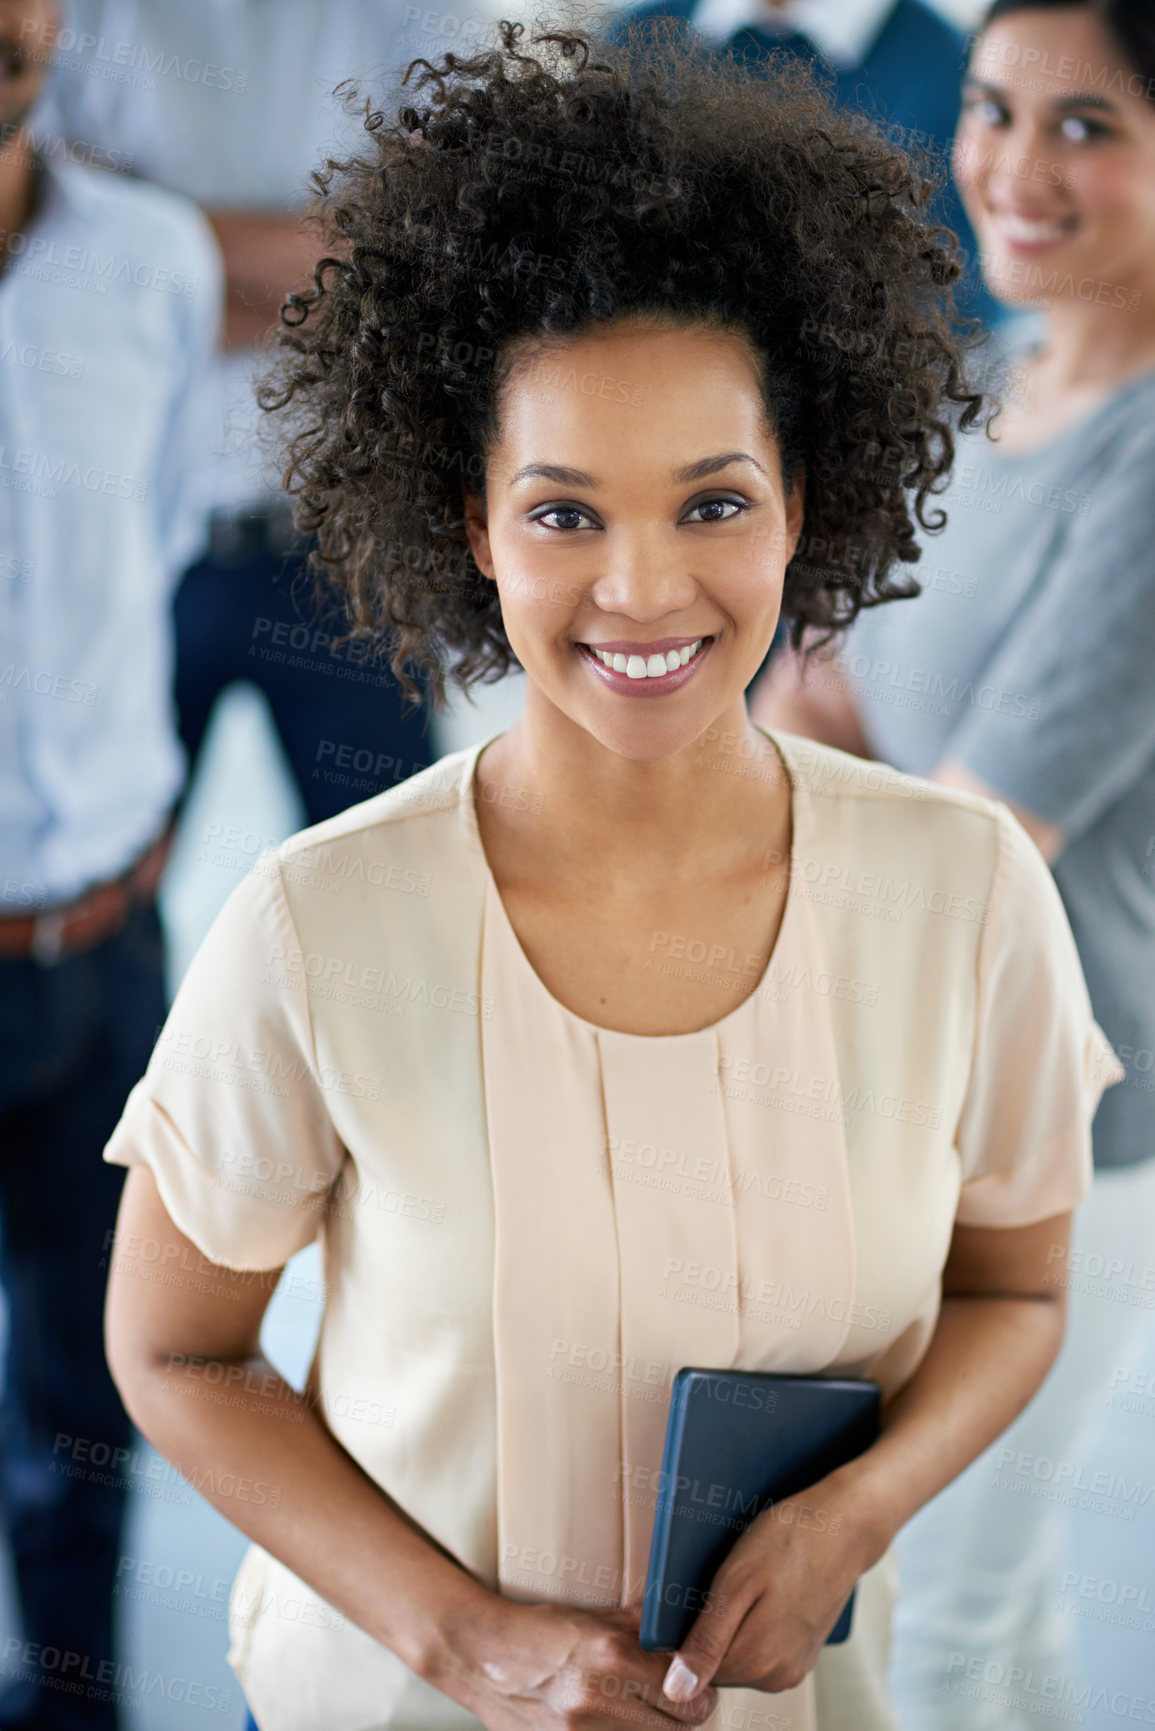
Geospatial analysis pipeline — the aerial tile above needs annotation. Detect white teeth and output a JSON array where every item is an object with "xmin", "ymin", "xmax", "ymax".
[
  {"xmin": 590, "ymin": 639, "xmax": 705, "ymax": 679},
  {"xmin": 993, "ymin": 212, "xmax": 1067, "ymax": 244}
]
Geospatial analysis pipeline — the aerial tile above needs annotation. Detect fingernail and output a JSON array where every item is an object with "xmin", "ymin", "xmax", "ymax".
[{"xmin": 663, "ymin": 1656, "xmax": 700, "ymax": 1702}]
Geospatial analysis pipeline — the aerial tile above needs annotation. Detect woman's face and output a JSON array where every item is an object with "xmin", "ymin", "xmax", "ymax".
[
  {"xmin": 463, "ymin": 319, "xmax": 804, "ymax": 764},
  {"xmin": 955, "ymin": 7, "xmax": 1155, "ymax": 308}
]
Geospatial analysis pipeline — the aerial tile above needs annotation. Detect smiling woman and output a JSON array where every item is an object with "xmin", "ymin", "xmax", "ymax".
[
  {"xmin": 100, "ymin": 18, "xmax": 1125, "ymax": 1731},
  {"xmin": 260, "ymin": 20, "xmax": 984, "ymax": 695},
  {"xmin": 745, "ymin": 4, "xmax": 1155, "ymax": 1727},
  {"xmin": 955, "ymin": 0, "xmax": 1155, "ymax": 349}
]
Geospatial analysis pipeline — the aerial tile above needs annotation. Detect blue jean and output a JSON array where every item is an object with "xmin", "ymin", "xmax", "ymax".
[
  {"xmin": 0, "ymin": 901, "xmax": 167, "ymax": 1729},
  {"xmin": 174, "ymin": 544, "xmax": 434, "ymax": 827}
]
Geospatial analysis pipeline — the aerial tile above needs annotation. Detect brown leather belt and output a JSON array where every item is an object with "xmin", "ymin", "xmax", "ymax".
[{"xmin": 0, "ymin": 823, "xmax": 175, "ymax": 966}]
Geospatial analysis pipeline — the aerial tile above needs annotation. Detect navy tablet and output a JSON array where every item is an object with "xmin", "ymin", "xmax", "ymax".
[{"xmin": 639, "ymin": 1368, "xmax": 880, "ymax": 1653}]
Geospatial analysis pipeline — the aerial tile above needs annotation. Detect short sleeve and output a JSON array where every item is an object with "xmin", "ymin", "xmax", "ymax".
[
  {"xmin": 944, "ymin": 422, "xmax": 1155, "ymax": 842},
  {"xmin": 953, "ymin": 803, "xmax": 1125, "ymax": 1228},
  {"xmin": 104, "ymin": 856, "xmax": 346, "ymax": 1270}
]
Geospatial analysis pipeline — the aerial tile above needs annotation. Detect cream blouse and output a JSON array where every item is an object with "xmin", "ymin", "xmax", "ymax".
[{"xmin": 104, "ymin": 731, "xmax": 1123, "ymax": 1731}]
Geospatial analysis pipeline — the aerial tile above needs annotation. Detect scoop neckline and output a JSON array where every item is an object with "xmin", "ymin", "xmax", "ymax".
[
  {"xmin": 463, "ymin": 727, "xmax": 803, "ymax": 1042},
  {"xmin": 983, "ymin": 357, "xmax": 1155, "ymax": 466}
]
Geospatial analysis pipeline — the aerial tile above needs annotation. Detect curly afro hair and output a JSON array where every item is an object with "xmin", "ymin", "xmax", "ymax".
[{"xmin": 261, "ymin": 17, "xmax": 988, "ymax": 704}]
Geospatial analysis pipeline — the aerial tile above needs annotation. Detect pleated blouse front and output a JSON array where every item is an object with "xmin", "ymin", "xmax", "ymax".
[
  {"xmin": 482, "ymin": 824, "xmax": 862, "ymax": 1599},
  {"xmin": 481, "ymin": 834, "xmax": 870, "ymax": 1731}
]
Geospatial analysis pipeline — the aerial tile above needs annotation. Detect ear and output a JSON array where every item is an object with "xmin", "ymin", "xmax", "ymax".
[
  {"xmin": 784, "ymin": 466, "xmax": 806, "ymax": 563},
  {"xmin": 462, "ymin": 483, "xmax": 496, "ymax": 582}
]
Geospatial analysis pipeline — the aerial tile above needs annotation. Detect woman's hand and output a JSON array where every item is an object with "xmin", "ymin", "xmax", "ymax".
[
  {"xmin": 659, "ymin": 1481, "xmax": 875, "ymax": 1699},
  {"xmin": 660, "ymin": 1219, "xmax": 1074, "ymax": 1703},
  {"xmin": 445, "ymin": 1600, "xmax": 720, "ymax": 1731}
]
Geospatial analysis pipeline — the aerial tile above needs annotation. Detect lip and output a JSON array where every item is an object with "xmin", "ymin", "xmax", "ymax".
[{"xmin": 577, "ymin": 636, "xmax": 714, "ymax": 697}]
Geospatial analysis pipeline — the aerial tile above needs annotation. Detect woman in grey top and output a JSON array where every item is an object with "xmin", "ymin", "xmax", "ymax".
[{"xmin": 753, "ymin": 0, "xmax": 1155, "ymax": 1723}]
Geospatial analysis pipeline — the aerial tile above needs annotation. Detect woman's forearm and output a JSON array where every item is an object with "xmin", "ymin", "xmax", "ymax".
[
  {"xmin": 206, "ymin": 209, "xmax": 323, "ymax": 350},
  {"xmin": 825, "ymin": 1291, "xmax": 1066, "ymax": 1569},
  {"xmin": 123, "ymin": 1352, "xmax": 502, "ymax": 1694}
]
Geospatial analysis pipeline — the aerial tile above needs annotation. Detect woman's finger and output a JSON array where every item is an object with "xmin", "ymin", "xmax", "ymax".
[{"xmin": 658, "ymin": 1576, "xmax": 755, "ymax": 1701}]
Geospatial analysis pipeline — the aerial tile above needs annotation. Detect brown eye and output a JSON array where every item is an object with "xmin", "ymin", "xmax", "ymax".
[
  {"xmin": 685, "ymin": 497, "xmax": 744, "ymax": 524},
  {"xmin": 533, "ymin": 505, "xmax": 595, "ymax": 531}
]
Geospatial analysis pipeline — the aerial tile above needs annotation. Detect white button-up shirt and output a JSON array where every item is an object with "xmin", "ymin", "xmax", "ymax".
[
  {"xmin": 688, "ymin": 0, "xmax": 899, "ymax": 65},
  {"xmin": 0, "ymin": 150, "xmax": 221, "ymax": 906},
  {"xmin": 44, "ymin": 0, "xmax": 478, "ymax": 513}
]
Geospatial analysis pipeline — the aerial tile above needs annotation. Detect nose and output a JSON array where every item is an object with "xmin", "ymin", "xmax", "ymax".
[{"xmin": 587, "ymin": 523, "xmax": 699, "ymax": 623}]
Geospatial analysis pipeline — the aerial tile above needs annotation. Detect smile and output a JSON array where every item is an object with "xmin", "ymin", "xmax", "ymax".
[
  {"xmin": 587, "ymin": 639, "xmax": 705, "ymax": 679},
  {"xmin": 987, "ymin": 209, "xmax": 1076, "ymax": 249},
  {"xmin": 577, "ymin": 635, "xmax": 713, "ymax": 698}
]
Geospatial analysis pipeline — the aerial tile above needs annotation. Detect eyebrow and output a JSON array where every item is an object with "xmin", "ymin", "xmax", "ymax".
[
  {"xmin": 508, "ymin": 452, "xmax": 768, "ymax": 489},
  {"xmin": 964, "ymin": 76, "xmax": 1121, "ymax": 116}
]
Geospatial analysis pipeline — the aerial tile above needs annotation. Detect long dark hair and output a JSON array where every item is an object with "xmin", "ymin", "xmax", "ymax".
[{"xmin": 982, "ymin": 0, "xmax": 1155, "ymax": 100}]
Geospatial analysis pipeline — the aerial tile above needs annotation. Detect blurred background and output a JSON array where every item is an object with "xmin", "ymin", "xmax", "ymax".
[{"xmin": 2, "ymin": 0, "xmax": 1153, "ymax": 1726}]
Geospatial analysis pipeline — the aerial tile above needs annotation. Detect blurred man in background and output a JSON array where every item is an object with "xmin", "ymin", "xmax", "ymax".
[
  {"xmin": 43, "ymin": 0, "xmax": 455, "ymax": 827},
  {"xmin": 612, "ymin": 0, "xmax": 997, "ymax": 326},
  {"xmin": 0, "ymin": 2, "xmax": 221, "ymax": 1723}
]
